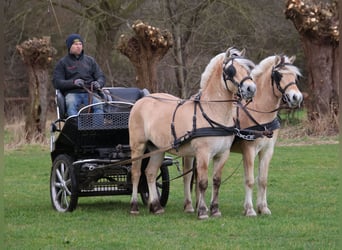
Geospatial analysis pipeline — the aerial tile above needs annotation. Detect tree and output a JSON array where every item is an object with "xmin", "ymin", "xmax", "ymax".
[
  {"xmin": 165, "ymin": 0, "xmax": 214, "ymax": 98},
  {"xmin": 40, "ymin": 0, "xmax": 145, "ymax": 85},
  {"xmin": 285, "ymin": 0, "xmax": 339, "ymax": 133},
  {"xmin": 117, "ymin": 20, "xmax": 173, "ymax": 92},
  {"xmin": 16, "ymin": 36, "xmax": 57, "ymax": 141}
]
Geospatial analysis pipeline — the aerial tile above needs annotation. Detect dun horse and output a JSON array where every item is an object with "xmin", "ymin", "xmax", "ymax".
[
  {"xmin": 183, "ymin": 54, "xmax": 303, "ymax": 216},
  {"xmin": 128, "ymin": 47, "xmax": 256, "ymax": 219}
]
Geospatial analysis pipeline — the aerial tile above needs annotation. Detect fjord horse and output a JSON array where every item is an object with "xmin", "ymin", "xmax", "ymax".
[
  {"xmin": 183, "ymin": 55, "xmax": 303, "ymax": 216},
  {"xmin": 235, "ymin": 55, "xmax": 303, "ymax": 216},
  {"xmin": 128, "ymin": 47, "xmax": 256, "ymax": 219}
]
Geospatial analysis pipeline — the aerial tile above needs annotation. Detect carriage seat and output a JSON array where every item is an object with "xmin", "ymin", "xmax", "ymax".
[
  {"xmin": 55, "ymin": 87, "xmax": 150, "ymax": 119},
  {"xmin": 102, "ymin": 87, "xmax": 150, "ymax": 113},
  {"xmin": 103, "ymin": 87, "xmax": 150, "ymax": 103},
  {"xmin": 55, "ymin": 89, "xmax": 67, "ymax": 119}
]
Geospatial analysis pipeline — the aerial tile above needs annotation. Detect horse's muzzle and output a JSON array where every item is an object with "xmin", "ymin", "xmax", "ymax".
[
  {"xmin": 285, "ymin": 91, "xmax": 303, "ymax": 108},
  {"xmin": 240, "ymin": 82, "xmax": 257, "ymax": 101}
]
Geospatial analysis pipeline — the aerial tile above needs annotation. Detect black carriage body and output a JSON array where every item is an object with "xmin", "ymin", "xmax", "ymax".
[
  {"xmin": 50, "ymin": 87, "xmax": 172, "ymax": 212},
  {"xmin": 51, "ymin": 114, "xmax": 130, "ymax": 160}
]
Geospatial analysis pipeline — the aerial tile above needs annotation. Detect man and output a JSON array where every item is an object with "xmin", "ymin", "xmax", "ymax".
[{"xmin": 52, "ymin": 33, "xmax": 106, "ymax": 116}]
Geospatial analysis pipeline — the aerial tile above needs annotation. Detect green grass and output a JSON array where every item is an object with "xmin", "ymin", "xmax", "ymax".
[{"xmin": 4, "ymin": 143, "xmax": 339, "ymax": 249}]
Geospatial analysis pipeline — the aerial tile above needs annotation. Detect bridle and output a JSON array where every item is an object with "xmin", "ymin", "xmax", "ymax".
[
  {"xmin": 271, "ymin": 57, "xmax": 298, "ymax": 105},
  {"xmin": 222, "ymin": 57, "xmax": 253, "ymax": 100}
]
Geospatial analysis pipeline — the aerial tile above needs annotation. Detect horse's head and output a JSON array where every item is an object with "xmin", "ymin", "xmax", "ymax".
[
  {"xmin": 271, "ymin": 55, "xmax": 303, "ymax": 107},
  {"xmin": 222, "ymin": 47, "xmax": 256, "ymax": 101}
]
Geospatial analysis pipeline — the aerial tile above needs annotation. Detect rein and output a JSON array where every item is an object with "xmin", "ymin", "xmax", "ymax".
[{"xmin": 87, "ymin": 84, "xmax": 94, "ymax": 113}]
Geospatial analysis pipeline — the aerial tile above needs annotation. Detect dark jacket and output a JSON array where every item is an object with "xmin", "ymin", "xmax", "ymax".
[{"xmin": 52, "ymin": 52, "xmax": 106, "ymax": 95}]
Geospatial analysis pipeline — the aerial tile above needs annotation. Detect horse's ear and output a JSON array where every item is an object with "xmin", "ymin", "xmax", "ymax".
[
  {"xmin": 274, "ymin": 55, "xmax": 282, "ymax": 66},
  {"xmin": 224, "ymin": 48, "xmax": 231, "ymax": 63},
  {"xmin": 289, "ymin": 55, "xmax": 296, "ymax": 64},
  {"xmin": 240, "ymin": 48, "xmax": 246, "ymax": 57}
]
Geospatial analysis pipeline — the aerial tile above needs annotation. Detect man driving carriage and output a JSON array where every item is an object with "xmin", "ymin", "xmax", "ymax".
[{"xmin": 52, "ymin": 33, "xmax": 106, "ymax": 117}]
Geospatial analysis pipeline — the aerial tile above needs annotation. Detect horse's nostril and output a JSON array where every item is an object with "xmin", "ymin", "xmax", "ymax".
[{"xmin": 247, "ymin": 85, "xmax": 256, "ymax": 93}]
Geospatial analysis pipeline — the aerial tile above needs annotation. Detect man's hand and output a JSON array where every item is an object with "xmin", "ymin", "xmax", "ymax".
[
  {"xmin": 74, "ymin": 79, "xmax": 85, "ymax": 87},
  {"xmin": 91, "ymin": 81, "xmax": 101, "ymax": 90}
]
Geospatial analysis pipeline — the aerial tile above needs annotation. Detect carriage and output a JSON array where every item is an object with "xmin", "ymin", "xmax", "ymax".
[{"xmin": 49, "ymin": 87, "xmax": 177, "ymax": 212}]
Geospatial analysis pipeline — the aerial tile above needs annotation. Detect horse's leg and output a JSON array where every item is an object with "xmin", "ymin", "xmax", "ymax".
[
  {"xmin": 130, "ymin": 141, "xmax": 146, "ymax": 214},
  {"xmin": 145, "ymin": 153, "xmax": 165, "ymax": 214},
  {"xmin": 130, "ymin": 158, "xmax": 142, "ymax": 214},
  {"xmin": 256, "ymin": 148, "xmax": 273, "ymax": 215},
  {"xmin": 195, "ymin": 153, "xmax": 209, "ymax": 220},
  {"xmin": 183, "ymin": 157, "xmax": 195, "ymax": 213},
  {"xmin": 242, "ymin": 145, "xmax": 257, "ymax": 217},
  {"xmin": 210, "ymin": 151, "xmax": 230, "ymax": 217}
]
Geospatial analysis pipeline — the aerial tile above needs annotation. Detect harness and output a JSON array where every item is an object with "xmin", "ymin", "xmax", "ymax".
[
  {"xmin": 223, "ymin": 57, "xmax": 253, "ymax": 99},
  {"xmin": 232, "ymin": 56, "xmax": 300, "ymax": 141},
  {"xmin": 170, "ymin": 92, "xmax": 238, "ymax": 149},
  {"xmin": 271, "ymin": 57, "xmax": 298, "ymax": 104}
]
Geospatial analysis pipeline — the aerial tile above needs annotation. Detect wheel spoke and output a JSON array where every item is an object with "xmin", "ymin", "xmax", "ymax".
[
  {"xmin": 64, "ymin": 165, "xmax": 69, "ymax": 179},
  {"xmin": 156, "ymin": 172, "xmax": 162, "ymax": 180},
  {"xmin": 54, "ymin": 182, "xmax": 63, "ymax": 188},
  {"xmin": 65, "ymin": 179, "xmax": 71, "ymax": 186},
  {"xmin": 56, "ymin": 168, "xmax": 63, "ymax": 183},
  {"xmin": 64, "ymin": 185, "xmax": 72, "ymax": 196},
  {"xmin": 62, "ymin": 190, "xmax": 69, "ymax": 208},
  {"xmin": 56, "ymin": 189, "xmax": 62, "ymax": 200}
]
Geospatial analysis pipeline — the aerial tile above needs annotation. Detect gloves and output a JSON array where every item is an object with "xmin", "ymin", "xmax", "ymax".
[
  {"xmin": 74, "ymin": 79, "xmax": 85, "ymax": 87},
  {"xmin": 91, "ymin": 81, "xmax": 101, "ymax": 90}
]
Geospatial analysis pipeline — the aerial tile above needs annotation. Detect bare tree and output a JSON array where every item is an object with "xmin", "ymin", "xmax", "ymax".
[
  {"xmin": 285, "ymin": 0, "xmax": 339, "ymax": 133},
  {"xmin": 164, "ymin": 0, "xmax": 214, "ymax": 98},
  {"xmin": 44, "ymin": 0, "xmax": 145, "ymax": 85},
  {"xmin": 117, "ymin": 20, "xmax": 173, "ymax": 92},
  {"xmin": 16, "ymin": 37, "xmax": 57, "ymax": 141}
]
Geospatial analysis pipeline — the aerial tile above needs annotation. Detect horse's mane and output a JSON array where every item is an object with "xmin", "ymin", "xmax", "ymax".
[
  {"xmin": 251, "ymin": 55, "xmax": 302, "ymax": 79},
  {"xmin": 200, "ymin": 52, "xmax": 255, "ymax": 88}
]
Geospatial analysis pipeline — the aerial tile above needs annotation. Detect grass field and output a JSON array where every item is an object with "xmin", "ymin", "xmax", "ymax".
[{"xmin": 4, "ymin": 142, "xmax": 339, "ymax": 249}]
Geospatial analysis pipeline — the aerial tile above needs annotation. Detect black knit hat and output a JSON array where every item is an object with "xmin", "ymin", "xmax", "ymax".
[{"xmin": 66, "ymin": 34, "xmax": 83, "ymax": 50}]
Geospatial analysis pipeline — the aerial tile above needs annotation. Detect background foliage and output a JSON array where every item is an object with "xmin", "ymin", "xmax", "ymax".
[{"xmin": 4, "ymin": 0, "xmax": 306, "ymax": 101}]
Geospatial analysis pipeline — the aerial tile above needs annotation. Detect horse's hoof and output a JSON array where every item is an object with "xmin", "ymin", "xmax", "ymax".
[
  {"xmin": 154, "ymin": 208, "xmax": 165, "ymax": 215},
  {"xmin": 198, "ymin": 208, "xmax": 209, "ymax": 220},
  {"xmin": 184, "ymin": 208, "xmax": 195, "ymax": 213},
  {"xmin": 210, "ymin": 204, "xmax": 221, "ymax": 217},
  {"xmin": 211, "ymin": 211, "xmax": 222, "ymax": 217},
  {"xmin": 184, "ymin": 204, "xmax": 195, "ymax": 213},
  {"xmin": 130, "ymin": 202, "xmax": 139, "ymax": 214},
  {"xmin": 150, "ymin": 200, "xmax": 164, "ymax": 214},
  {"xmin": 198, "ymin": 214, "xmax": 209, "ymax": 220},
  {"xmin": 258, "ymin": 206, "xmax": 271, "ymax": 215},
  {"xmin": 244, "ymin": 208, "xmax": 257, "ymax": 217}
]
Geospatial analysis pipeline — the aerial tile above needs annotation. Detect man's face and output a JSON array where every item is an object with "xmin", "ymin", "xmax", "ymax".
[{"xmin": 69, "ymin": 41, "xmax": 83, "ymax": 55}]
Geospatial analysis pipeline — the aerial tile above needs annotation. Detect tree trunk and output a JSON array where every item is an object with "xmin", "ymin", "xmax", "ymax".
[
  {"xmin": 285, "ymin": 0, "xmax": 339, "ymax": 133},
  {"xmin": 302, "ymin": 39, "xmax": 339, "ymax": 121},
  {"xmin": 16, "ymin": 37, "xmax": 57, "ymax": 141},
  {"xmin": 24, "ymin": 65, "xmax": 49, "ymax": 141},
  {"xmin": 117, "ymin": 20, "xmax": 173, "ymax": 93}
]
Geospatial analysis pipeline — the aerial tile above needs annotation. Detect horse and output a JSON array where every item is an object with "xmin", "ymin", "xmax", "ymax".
[
  {"xmin": 183, "ymin": 54, "xmax": 303, "ymax": 217},
  {"xmin": 128, "ymin": 47, "xmax": 256, "ymax": 219}
]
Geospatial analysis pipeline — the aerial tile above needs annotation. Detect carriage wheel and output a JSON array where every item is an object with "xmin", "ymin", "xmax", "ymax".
[
  {"xmin": 140, "ymin": 165, "xmax": 170, "ymax": 207},
  {"xmin": 50, "ymin": 154, "xmax": 78, "ymax": 212}
]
